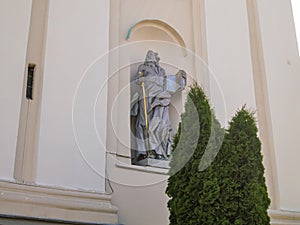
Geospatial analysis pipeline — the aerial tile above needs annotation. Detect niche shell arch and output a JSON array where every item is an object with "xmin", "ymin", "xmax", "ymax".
[{"xmin": 126, "ymin": 19, "xmax": 187, "ymax": 55}]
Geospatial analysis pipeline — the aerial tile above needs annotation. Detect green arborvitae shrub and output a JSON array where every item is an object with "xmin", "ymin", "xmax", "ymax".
[
  {"xmin": 166, "ymin": 83, "xmax": 224, "ymax": 224},
  {"xmin": 166, "ymin": 83, "xmax": 270, "ymax": 224},
  {"xmin": 218, "ymin": 107, "xmax": 271, "ymax": 224}
]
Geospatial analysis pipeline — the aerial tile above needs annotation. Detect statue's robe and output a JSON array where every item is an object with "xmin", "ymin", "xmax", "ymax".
[{"xmin": 131, "ymin": 62, "xmax": 172, "ymax": 159}]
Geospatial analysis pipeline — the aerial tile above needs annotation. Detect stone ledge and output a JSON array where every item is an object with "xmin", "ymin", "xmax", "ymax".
[
  {"xmin": 0, "ymin": 214, "xmax": 122, "ymax": 225},
  {"xmin": 116, "ymin": 161, "xmax": 168, "ymax": 175},
  {"xmin": 270, "ymin": 209, "xmax": 300, "ymax": 225},
  {"xmin": 0, "ymin": 180, "xmax": 118, "ymax": 224}
]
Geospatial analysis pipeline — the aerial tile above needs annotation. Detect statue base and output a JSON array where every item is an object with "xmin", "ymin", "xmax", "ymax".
[{"xmin": 136, "ymin": 158, "xmax": 170, "ymax": 169}]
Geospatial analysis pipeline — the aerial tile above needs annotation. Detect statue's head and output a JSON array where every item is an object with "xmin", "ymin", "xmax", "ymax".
[{"xmin": 145, "ymin": 50, "xmax": 159, "ymax": 63}]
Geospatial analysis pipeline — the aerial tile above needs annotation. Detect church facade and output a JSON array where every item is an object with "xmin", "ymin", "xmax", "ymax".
[{"xmin": 1, "ymin": 0, "xmax": 300, "ymax": 224}]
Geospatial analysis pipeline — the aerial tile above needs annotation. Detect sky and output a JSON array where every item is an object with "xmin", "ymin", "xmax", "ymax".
[{"xmin": 291, "ymin": 0, "xmax": 300, "ymax": 53}]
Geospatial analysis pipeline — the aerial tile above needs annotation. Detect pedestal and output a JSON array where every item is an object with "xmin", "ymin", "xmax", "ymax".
[{"xmin": 136, "ymin": 158, "xmax": 170, "ymax": 169}]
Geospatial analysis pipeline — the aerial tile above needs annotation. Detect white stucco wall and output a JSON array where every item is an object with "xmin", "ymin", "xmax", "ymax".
[
  {"xmin": 257, "ymin": 0, "xmax": 300, "ymax": 211},
  {"xmin": 36, "ymin": 0, "xmax": 110, "ymax": 192},
  {"xmin": 0, "ymin": 0, "xmax": 32, "ymax": 180},
  {"xmin": 205, "ymin": 0, "xmax": 256, "ymax": 125}
]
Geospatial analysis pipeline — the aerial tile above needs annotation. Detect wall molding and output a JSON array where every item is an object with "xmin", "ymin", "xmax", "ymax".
[
  {"xmin": 0, "ymin": 180, "xmax": 118, "ymax": 224},
  {"xmin": 14, "ymin": 0, "xmax": 49, "ymax": 184},
  {"xmin": 270, "ymin": 209, "xmax": 300, "ymax": 225},
  {"xmin": 246, "ymin": 0, "xmax": 280, "ymax": 209}
]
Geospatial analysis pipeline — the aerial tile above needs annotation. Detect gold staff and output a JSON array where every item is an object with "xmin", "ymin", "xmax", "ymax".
[{"xmin": 138, "ymin": 71, "xmax": 151, "ymax": 158}]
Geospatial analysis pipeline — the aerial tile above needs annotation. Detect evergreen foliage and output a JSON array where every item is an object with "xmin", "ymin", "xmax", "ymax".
[
  {"xmin": 166, "ymin": 83, "xmax": 224, "ymax": 224},
  {"xmin": 166, "ymin": 84, "xmax": 270, "ymax": 225},
  {"xmin": 217, "ymin": 106, "xmax": 271, "ymax": 224}
]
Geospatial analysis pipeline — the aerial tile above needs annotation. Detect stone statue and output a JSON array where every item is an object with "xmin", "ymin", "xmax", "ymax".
[{"xmin": 131, "ymin": 50, "xmax": 186, "ymax": 163}]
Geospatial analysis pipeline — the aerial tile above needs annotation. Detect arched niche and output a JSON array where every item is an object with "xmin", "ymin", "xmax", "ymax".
[
  {"xmin": 126, "ymin": 19, "xmax": 187, "ymax": 55},
  {"xmin": 127, "ymin": 20, "xmax": 187, "ymax": 165}
]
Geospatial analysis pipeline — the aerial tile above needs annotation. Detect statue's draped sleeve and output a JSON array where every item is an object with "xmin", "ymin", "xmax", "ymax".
[{"xmin": 130, "ymin": 92, "xmax": 139, "ymax": 116}]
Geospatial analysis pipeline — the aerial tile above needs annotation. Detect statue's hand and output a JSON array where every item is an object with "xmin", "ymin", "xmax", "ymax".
[{"xmin": 177, "ymin": 70, "xmax": 187, "ymax": 79}]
